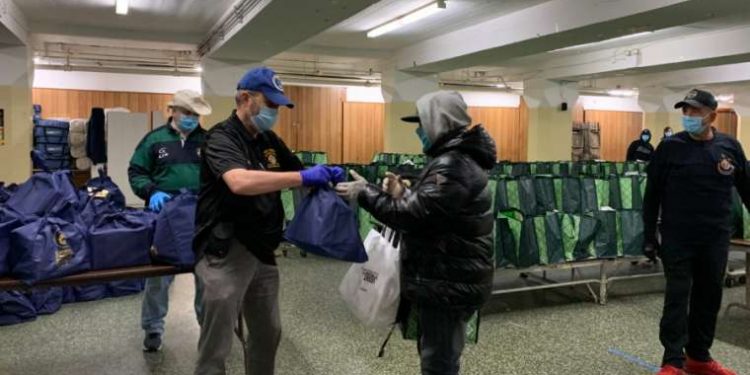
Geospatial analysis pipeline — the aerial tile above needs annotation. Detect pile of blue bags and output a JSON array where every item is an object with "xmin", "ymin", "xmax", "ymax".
[{"xmin": 0, "ymin": 154, "xmax": 198, "ymax": 326}]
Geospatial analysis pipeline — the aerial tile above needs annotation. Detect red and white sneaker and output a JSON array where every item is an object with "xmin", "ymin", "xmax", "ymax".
[
  {"xmin": 657, "ymin": 365, "xmax": 687, "ymax": 375},
  {"xmin": 685, "ymin": 358, "xmax": 737, "ymax": 375}
]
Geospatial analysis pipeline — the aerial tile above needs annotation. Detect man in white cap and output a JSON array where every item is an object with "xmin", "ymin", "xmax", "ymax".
[{"xmin": 128, "ymin": 89, "xmax": 212, "ymax": 352}]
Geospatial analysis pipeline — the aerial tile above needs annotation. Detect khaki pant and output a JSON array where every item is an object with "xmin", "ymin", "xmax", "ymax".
[{"xmin": 195, "ymin": 240, "xmax": 281, "ymax": 375}]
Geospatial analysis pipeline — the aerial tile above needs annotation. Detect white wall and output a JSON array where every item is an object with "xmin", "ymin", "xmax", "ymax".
[{"xmin": 33, "ymin": 69, "xmax": 202, "ymax": 94}]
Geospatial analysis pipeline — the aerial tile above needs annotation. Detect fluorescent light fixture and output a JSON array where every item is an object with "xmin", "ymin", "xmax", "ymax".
[
  {"xmin": 607, "ymin": 88, "xmax": 638, "ymax": 97},
  {"xmin": 551, "ymin": 31, "xmax": 653, "ymax": 53},
  {"xmin": 717, "ymin": 94, "xmax": 734, "ymax": 103},
  {"xmin": 33, "ymin": 57, "xmax": 42, "ymax": 65},
  {"xmin": 195, "ymin": 65, "xmax": 204, "ymax": 73},
  {"xmin": 367, "ymin": 1, "xmax": 446, "ymax": 38},
  {"xmin": 494, "ymin": 83, "xmax": 506, "ymax": 88},
  {"xmin": 116, "ymin": 0, "xmax": 129, "ymax": 15}
]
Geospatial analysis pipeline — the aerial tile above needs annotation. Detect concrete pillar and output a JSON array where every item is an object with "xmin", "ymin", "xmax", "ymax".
[
  {"xmin": 0, "ymin": 44, "xmax": 33, "ymax": 183},
  {"xmin": 380, "ymin": 67, "xmax": 439, "ymax": 154},
  {"xmin": 522, "ymin": 79, "xmax": 578, "ymax": 161},
  {"xmin": 200, "ymin": 57, "xmax": 261, "ymax": 128}
]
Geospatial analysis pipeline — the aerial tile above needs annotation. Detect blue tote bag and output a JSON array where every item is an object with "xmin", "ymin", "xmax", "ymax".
[
  {"xmin": 89, "ymin": 212, "xmax": 153, "ymax": 270},
  {"xmin": 9, "ymin": 216, "xmax": 91, "ymax": 284},
  {"xmin": 285, "ymin": 187, "xmax": 367, "ymax": 263},
  {"xmin": 151, "ymin": 191, "xmax": 197, "ymax": 268},
  {"xmin": 0, "ymin": 208, "xmax": 24, "ymax": 276},
  {"xmin": 0, "ymin": 291, "xmax": 37, "ymax": 326},
  {"xmin": 85, "ymin": 168, "xmax": 126, "ymax": 209},
  {"xmin": 26, "ymin": 287, "xmax": 63, "ymax": 315},
  {"xmin": 6, "ymin": 151, "xmax": 80, "ymax": 220}
]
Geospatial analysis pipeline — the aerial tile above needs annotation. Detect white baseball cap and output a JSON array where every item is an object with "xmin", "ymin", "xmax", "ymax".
[{"xmin": 169, "ymin": 90, "xmax": 212, "ymax": 116}]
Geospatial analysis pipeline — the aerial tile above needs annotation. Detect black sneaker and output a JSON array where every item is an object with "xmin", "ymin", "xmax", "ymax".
[{"xmin": 143, "ymin": 332, "xmax": 163, "ymax": 352}]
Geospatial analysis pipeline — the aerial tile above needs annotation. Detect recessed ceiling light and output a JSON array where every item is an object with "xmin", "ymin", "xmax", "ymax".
[
  {"xmin": 116, "ymin": 0, "xmax": 129, "ymax": 15},
  {"xmin": 607, "ymin": 88, "xmax": 638, "ymax": 97},
  {"xmin": 367, "ymin": 1, "xmax": 447, "ymax": 38},
  {"xmin": 717, "ymin": 94, "xmax": 734, "ymax": 103}
]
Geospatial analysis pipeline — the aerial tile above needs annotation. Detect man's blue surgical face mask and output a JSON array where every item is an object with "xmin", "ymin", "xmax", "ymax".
[
  {"xmin": 253, "ymin": 106, "xmax": 279, "ymax": 132},
  {"xmin": 416, "ymin": 127, "xmax": 432, "ymax": 153},
  {"xmin": 665, "ymin": 131, "xmax": 673, "ymax": 138},
  {"xmin": 177, "ymin": 114, "xmax": 199, "ymax": 133},
  {"xmin": 641, "ymin": 134, "xmax": 650, "ymax": 143},
  {"xmin": 682, "ymin": 114, "xmax": 708, "ymax": 135}
]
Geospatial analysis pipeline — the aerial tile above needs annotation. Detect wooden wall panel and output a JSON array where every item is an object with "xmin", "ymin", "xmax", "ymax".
[
  {"xmin": 518, "ymin": 98, "xmax": 529, "ymax": 162},
  {"xmin": 292, "ymin": 86, "xmax": 346, "ymax": 164},
  {"xmin": 584, "ymin": 110, "xmax": 643, "ymax": 162},
  {"xmin": 716, "ymin": 109, "xmax": 738, "ymax": 137},
  {"xmin": 32, "ymin": 88, "xmax": 173, "ymax": 120},
  {"xmin": 468, "ymin": 106, "xmax": 524, "ymax": 162},
  {"xmin": 343, "ymin": 102, "xmax": 385, "ymax": 163}
]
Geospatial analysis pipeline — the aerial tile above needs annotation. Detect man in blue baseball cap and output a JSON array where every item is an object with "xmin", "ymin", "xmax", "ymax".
[{"xmin": 193, "ymin": 66, "xmax": 344, "ymax": 375}]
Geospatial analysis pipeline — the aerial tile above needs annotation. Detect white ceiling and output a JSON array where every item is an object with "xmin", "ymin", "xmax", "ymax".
[
  {"xmin": 295, "ymin": 0, "xmax": 549, "ymax": 54},
  {"xmin": 15, "ymin": 0, "xmax": 236, "ymax": 43}
]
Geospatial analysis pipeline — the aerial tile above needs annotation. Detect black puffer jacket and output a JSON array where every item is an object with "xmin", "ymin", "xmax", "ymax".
[{"xmin": 358, "ymin": 125, "xmax": 496, "ymax": 310}]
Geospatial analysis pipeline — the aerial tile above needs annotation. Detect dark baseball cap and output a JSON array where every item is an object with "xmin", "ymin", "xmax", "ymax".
[
  {"xmin": 236, "ymin": 67, "xmax": 294, "ymax": 108},
  {"xmin": 674, "ymin": 89, "xmax": 718, "ymax": 110},
  {"xmin": 401, "ymin": 112, "xmax": 420, "ymax": 123}
]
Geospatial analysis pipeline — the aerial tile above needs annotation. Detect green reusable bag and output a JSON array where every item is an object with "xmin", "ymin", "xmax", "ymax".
[
  {"xmin": 581, "ymin": 178, "xmax": 611, "ymax": 213},
  {"xmin": 534, "ymin": 176, "xmax": 557, "ymax": 214},
  {"xmin": 560, "ymin": 213, "xmax": 598, "ymax": 261},
  {"xmin": 554, "ymin": 177, "xmax": 583, "ymax": 214},
  {"xmin": 610, "ymin": 175, "xmax": 645, "ymax": 210},
  {"xmin": 518, "ymin": 213, "xmax": 564, "ymax": 267},
  {"xmin": 495, "ymin": 211, "xmax": 523, "ymax": 268},
  {"xmin": 358, "ymin": 207, "xmax": 377, "ymax": 239},
  {"xmin": 731, "ymin": 188, "xmax": 744, "ymax": 238},
  {"xmin": 594, "ymin": 210, "xmax": 619, "ymax": 258},
  {"xmin": 617, "ymin": 210, "xmax": 644, "ymax": 257},
  {"xmin": 281, "ymin": 189, "xmax": 295, "ymax": 222},
  {"xmin": 401, "ymin": 307, "xmax": 480, "ymax": 344},
  {"xmin": 495, "ymin": 177, "xmax": 538, "ymax": 216},
  {"xmin": 511, "ymin": 163, "xmax": 531, "ymax": 177}
]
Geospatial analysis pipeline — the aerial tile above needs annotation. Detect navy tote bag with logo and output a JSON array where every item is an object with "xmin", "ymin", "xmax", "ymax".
[{"xmin": 285, "ymin": 187, "xmax": 367, "ymax": 263}]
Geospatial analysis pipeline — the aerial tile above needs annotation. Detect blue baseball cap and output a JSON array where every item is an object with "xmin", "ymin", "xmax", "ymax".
[{"xmin": 236, "ymin": 67, "xmax": 294, "ymax": 108}]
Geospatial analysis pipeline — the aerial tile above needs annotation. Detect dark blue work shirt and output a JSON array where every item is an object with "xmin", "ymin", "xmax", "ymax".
[{"xmin": 644, "ymin": 130, "xmax": 750, "ymax": 247}]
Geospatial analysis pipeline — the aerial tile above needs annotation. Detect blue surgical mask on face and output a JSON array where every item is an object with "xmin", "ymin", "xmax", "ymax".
[
  {"xmin": 682, "ymin": 115, "xmax": 707, "ymax": 135},
  {"xmin": 641, "ymin": 135, "xmax": 650, "ymax": 143},
  {"xmin": 177, "ymin": 115, "xmax": 199, "ymax": 133},
  {"xmin": 416, "ymin": 127, "xmax": 432, "ymax": 152},
  {"xmin": 665, "ymin": 131, "xmax": 673, "ymax": 138},
  {"xmin": 252, "ymin": 106, "xmax": 279, "ymax": 132}
]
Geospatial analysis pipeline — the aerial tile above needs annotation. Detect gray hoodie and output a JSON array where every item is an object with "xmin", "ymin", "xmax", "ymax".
[{"xmin": 415, "ymin": 91, "xmax": 472, "ymax": 143}]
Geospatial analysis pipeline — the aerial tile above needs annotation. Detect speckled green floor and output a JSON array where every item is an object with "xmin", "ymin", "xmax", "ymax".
[{"xmin": 1, "ymin": 248, "xmax": 748, "ymax": 375}]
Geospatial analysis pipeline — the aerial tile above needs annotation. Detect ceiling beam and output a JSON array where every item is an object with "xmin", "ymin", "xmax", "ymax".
[
  {"xmin": 524, "ymin": 26, "xmax": 750, "ymax": 81},
  {"xmin": 0, "ymin": 0, "xmax": 28, "ymax": 45},
  {"xmin": 581, "ymin": 63, "xmax": 750, "ymax": 91},
  {"xmin": 393, "ymin": 0, "xmax": 746, "ymax": 74},
  {"xmin": 205, "ymin": 0, "xmax": 378, "ymax": 62}
]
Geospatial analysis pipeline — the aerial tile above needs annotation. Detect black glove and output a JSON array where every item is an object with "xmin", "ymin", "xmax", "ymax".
[{"xmin": 643, "ymin": 241, "xmax": 659, "ymax": 263}]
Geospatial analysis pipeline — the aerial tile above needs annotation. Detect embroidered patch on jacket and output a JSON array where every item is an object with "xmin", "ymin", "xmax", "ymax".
[
  {"xmin": 264, "ymin": 149, "xmax": 280, "ymax": 169},
  {"xmin": 717, "ymin": 154, "xmax": 736, "ymax": 176}
]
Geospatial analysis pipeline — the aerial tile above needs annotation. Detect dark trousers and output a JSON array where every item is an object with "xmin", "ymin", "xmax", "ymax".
[
  {"xmin": 417, "ymin": 306, "xmax": 473, "ymax": 375},
  {"xmin": 659, "ymin": 243, "xmax": 729, "ymax": 368}
]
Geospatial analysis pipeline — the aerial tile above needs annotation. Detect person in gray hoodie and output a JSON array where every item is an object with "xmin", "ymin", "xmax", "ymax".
[{"xmin": 337, "ymin": 91, "xmax": 497, "ymax": 375}]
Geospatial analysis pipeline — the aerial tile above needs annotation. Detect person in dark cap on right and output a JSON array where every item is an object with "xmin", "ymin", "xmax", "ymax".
[{"xmin": 644, "ymin": 88, "xmax": 750, "ymax": 375}]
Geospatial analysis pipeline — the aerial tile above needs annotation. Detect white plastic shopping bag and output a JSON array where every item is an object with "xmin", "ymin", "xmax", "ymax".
[{"xmin": 339, "ymin": 227, "xmax": 400, "ymax": 329}]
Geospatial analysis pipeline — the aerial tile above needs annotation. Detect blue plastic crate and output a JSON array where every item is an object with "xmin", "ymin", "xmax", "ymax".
[
  {"xmin": 33, "ymin": 120, "xmax": 69, "ymax": 144},
  {"xmin": 34, "ymin": 143, "xmax": 70, "ymax": 158}
]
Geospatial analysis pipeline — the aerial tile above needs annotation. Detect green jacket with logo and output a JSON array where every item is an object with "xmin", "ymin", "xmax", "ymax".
[{"xmin": 128, "ymin": 121, "xmax": 206, "ymax": 201}]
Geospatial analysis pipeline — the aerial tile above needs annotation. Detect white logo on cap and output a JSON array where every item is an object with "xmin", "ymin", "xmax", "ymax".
[
  {"xmin": 686, "ymin": 90, "xmax": 698, "ymax": 99},
  {"xmin": 272, "ymin": 76, "xmax": 284, "ymax": 92}
]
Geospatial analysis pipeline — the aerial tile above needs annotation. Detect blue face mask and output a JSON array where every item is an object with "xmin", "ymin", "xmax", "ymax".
[
  {"xmin": 252, "ymin": 106, "xmax": 279, "ymax": 132},
  {"xmin": 177, "ymin": 115, "xmax": 199, "ymax": 133},
  {"xmin": 682, "ymin": 115, "xmax": 707, "ymax": 135},
  {"xmin": 641, "ymin": 135, "xmax": 650, "ymax": 143},
  {"xmin": 416, "ymin": 127, "xmax": 432, "ymax": 152}
]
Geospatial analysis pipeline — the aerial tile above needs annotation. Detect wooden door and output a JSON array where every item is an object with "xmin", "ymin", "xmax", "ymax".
[
  {"xmin": 716, "ymin": 109, "xmax": 738, "ymax": 137},
  {"xmin": 292, "ymin": 86, "xmax": 346, "ymax": 164},
  {"xmin": 343, "ymin": 102, "xmax": 384, "ymax": 163},
  {"xmin": 583, "ymin": 110, "xmax": 643, "ymax": 162},
  {"xmin": 467, "ymin": 106, "xmax": 524, "ymax": 162}
]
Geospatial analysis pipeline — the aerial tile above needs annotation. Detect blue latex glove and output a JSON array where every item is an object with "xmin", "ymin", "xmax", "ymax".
[
  {"xmin": 327, "ymin": 166, "xmax": 346, "ymax": 184},
  {"xmin": 149, "ymin": 191, "xmax": 172, "ymax": 212},
  {"xmin": 300, "ymin": 165, "xmax": 335, "ymax": 187}
]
